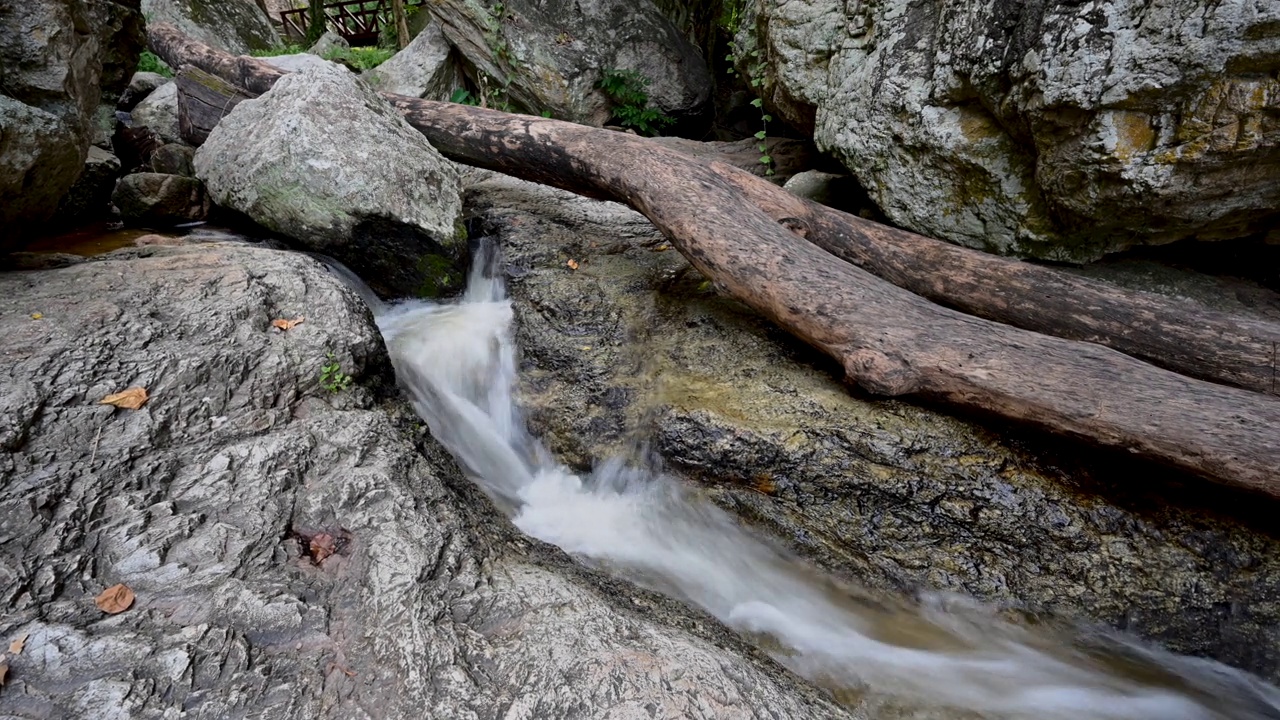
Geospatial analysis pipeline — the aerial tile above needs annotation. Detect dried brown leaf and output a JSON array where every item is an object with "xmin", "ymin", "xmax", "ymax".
[
  {"xmin": 94, "ymin": 583, "xmax": 135, "ymax": 614},
  {"xmin": 8, "ymin": 634, "xmax": 26, "ymax": 655},
  {"xmin": 0, "ymin": 660, "xmax": 7, "ymax": 686},
  {"xmin": 309, "ymin": 534, "xmax": 337, "ymax": 563},
  {"xmin": 100, "ymin": 387, "xmax": 148, "ymax": 410},
  {"xmin": 271, "ymin": 316, "xmax": 305, "ymax": 331},
  {"xmin": 566, "ymin": 259, "xmax": 579, "ymax": 270}
]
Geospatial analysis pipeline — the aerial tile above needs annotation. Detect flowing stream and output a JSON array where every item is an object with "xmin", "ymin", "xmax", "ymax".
[{"xmin": 352, "ymin": 241, "xmax": 1280, "ymax": 720}]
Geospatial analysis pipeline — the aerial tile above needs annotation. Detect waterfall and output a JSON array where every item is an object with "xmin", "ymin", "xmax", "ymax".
[{"xmin": 358, "ymin": 241, "xmax": 1280, "ymax": 720}]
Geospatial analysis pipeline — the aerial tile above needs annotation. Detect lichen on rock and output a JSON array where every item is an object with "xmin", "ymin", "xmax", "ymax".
[{"xmin": 194, "ymin": 63, "xmax": 466, "ymax": 298}]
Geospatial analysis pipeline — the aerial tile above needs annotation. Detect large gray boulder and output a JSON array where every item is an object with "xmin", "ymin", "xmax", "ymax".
[
  {"xmin": 195, "ymin": 63, "xmax": 466, "ymax": 298},
  {"xmin": 463, "ymin": 169, "xmax": 1280, "ymax": 684},
  {"xmin": 736, "ymin": 0, "xmax": 1280, "ymax": 261},
  {"xmin": 0, "ymin": 242, "xmax": 856, "ymax": 720},
  {"xmin": 128, "ymin": 81, "xmax": 181, "ymax": 145},
  {"xmin": 112, "ymin": 172, "xmax": 210, "ymax": 224},
  {"xmin": 141, "ymin": 0, "xmax": 279, "ymax": 54},
  {"xmin": 0, "ymin": 0, "xmax": 144, "ymax": 248},
  {"xmin": 427, "ymin": 0, "xmax": 712, "ymax": 128},
  {"xmin": 367, "ymin": 22, "xmax": 466, "ymax": 101}
]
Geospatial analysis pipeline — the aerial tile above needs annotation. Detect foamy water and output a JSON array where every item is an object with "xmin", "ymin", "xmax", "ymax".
[{"xmin": 365, "ymin": 242, "xmax": 1280, "ymax": 720}]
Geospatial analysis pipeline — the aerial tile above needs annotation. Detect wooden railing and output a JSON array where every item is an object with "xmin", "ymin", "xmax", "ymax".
[{"xmin": 280, "ymin": 0, "xmax": 425, "ymax": 47}]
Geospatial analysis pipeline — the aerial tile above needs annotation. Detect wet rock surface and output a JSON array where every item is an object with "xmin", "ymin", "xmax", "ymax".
[
  {"xmin": 464, "ymin": 169, "xmax": 1280, "ymax": 682},
  {"xmin": 195, "ymin": 63, "xmax": 466, "ymax": 299},
  {"xmin": 0, "ymin": 242, "xmax": 857, "ymax": 720},
  {"xmin": 736, "ymin": 0, "xmax": 1280, "ymax": 261}
]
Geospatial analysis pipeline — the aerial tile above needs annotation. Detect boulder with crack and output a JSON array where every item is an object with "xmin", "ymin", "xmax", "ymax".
[
  {"xmin": 734, "ymin": 0, "xmax": 1280, "ymax": 261},
  {"xmin": 426, "ymin": 0, "xmax": 713, "ymax": 129}
]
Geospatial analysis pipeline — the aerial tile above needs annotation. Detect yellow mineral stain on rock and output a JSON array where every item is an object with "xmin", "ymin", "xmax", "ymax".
[{"xmin": 1110, "ymin": 111, "xmax": 1156, "ymax": 161}]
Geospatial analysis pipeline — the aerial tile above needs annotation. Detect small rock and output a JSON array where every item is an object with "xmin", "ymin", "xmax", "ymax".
[
  {"xmin": 118, "ymin": 71, "xmax": 169, "ymax": 111},
  {"xmin": 307, "ymin": 31, "xmax": 349, "ymax": 57},
  {"xmin": 150, "ymin": 144, "xmax": 196, "ymax": 177},
  {"xmin": 112, "ymin": 172, "xmax": 210, "ymax": 225},
  {"xmin": 129, "ymin": 82, "xmax": 181, "ymax": 146}
]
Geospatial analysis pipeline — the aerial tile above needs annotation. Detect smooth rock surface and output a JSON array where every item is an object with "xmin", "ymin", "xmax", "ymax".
[
  {"xmin": 426, "ymin": 0, "xmax": 713, "ymax": 128},
  {"xmin": 260, "ymin": 52, "xmax": 342, "ymax": 74},
  {"xmin": 0, "ymin": 0, "xmax": 144, "ymax": 247},
  {"xmin": 463, "ymin": 169, "xmax": 1280, "ymax": 682},
  {"xmin": 195, "ymin": 63, "xmax": 465, "ymax": 298},
  {"xmin": 141, "ymin": 0, "xmax": 279, "ymax": 54},
  {"xmin": 306, "ymin": 30, "xmax": 348, "ymax": 57},
  {"xmin": 0, "ymin": 242, "xmax": 857, "ymax": 720},
  {"xmin": 736, "ymin": 0, "xmax": 1280, "ymax": 261},
  {"xmin": 112, "ymin": 172, "xmax": 211, "ymax": 224},
  {"xmin": 367, "ymin": 21, "xmax": 465, "ymax": 101},
  {"xmin": 150, "ymin": 143, "xmax": 196, "ymax": 177},
  {"xmin": 129, "ymin": 81, "xmax": 182, "ymax": 146},
  {"xmin": 118, "ymin": 71, "xmax": 170, "ymax": 111}
]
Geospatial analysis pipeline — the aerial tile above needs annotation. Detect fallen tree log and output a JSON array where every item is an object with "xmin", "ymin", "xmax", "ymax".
[
  {"xmin": 148, "ymin": 23, "xmax": 1280, "ymax": 498},
  {"xmin": 175, "ymin": 66, "xmax": 254, "ymax": 146},
  {"xmin": 149, "ymin": 21, "xmax": 1280, "ymax": 399}
]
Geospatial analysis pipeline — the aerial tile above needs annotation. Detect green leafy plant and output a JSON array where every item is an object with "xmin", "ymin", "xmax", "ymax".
[
  {"xmin": 322, "ymin": 46, "xmax": 395, "ymax": 70},
  {"xmin": 250, "ymin": 44, "xmax": 306, "ymax": 58},
  {"xmin": 137, "ymin": 50, "xmax": 173, "ymax": 78},
  {"xmin": 320, "ymin": 352, "xmax": 353, "ymax": 394},
  {"xmin": 725, "ymin": 41, "xmax": 774, "ymax": 176},
  {"xmin": 450, "ymin": 87, "xmax": 479, "ymax": 105},
  {"xmin": 597, "ymin": 68, "xmax": 674, "ymax": 137}
]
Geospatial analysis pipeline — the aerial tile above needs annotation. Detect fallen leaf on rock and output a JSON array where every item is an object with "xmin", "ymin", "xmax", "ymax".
[
  {"xmin": 0, "ymin": 660, "xmax": 7, "ymax": 685},
  {"xmin": 309, "ymin": 534, "xmax": 337, "ymax": 563},
  {"xmin": 8, "ymin": 634, "xmax": 26, "ymax": 655},
  {"xmin": 271, "ymin": 316, "xmax": 305, "ymax": 331},
  {"xmin": 100, "ymin": 387, "xmax": 148, "ymax": 410},
  {"xmin": 30, "ymin": 313, "xmax": 42, "ymax": 320},
  {"xmin": 566, "ymin": 259, "xmax": 579, "ymax": 270},
  {"xmin": 94, "ymin": 584, "xmax": 135, "ymax": 614}
]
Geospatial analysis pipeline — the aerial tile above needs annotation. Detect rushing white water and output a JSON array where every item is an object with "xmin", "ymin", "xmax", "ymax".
[{"xmin": 368, "ymin": 242, "xmax": 1280, "ymax": 720}]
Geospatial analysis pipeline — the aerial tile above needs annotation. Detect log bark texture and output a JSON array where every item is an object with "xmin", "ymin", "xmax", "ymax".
[
  {"xmin": 176, "ymin": 66, "xmax": 255, "ymax": 147},
  {"xmin": 147, "ymin": 23, "xmax": 1280, "ymax": 498}
]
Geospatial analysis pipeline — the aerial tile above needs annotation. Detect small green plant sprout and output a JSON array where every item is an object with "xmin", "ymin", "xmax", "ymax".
[
  {"xmin": 320, "ymin": 351, "xmax": 353, "ymax": 393},
  {"xmin": 725, "ymin": 41, "xmax": 774, "ymax": 176},
  {"xmin": 137, "ymin": 50, "xmax": 174, "ymax": 78},
  {"xmin": 597, "ymin": 68, "xmax": 674, "ymax": 136},
  {"xmin": 450, "ymin": 87, "xmax": 479, "ymax": 105}
]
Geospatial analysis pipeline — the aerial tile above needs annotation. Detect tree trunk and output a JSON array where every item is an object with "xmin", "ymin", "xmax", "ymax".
[
  {"xmin": 145, "ymin": 22, "xmax": 1280, "ymax": 499},
  {"xmin": 305, "ymin": 0, "xmax": 327, "ymax": 46},
  {"xmin": 176, "ymin": 67, "xmax": 255, "ymax": 147},
  {"xmin": 391, "ymin": 0, "xmax": 410, "ymax": 49}
]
